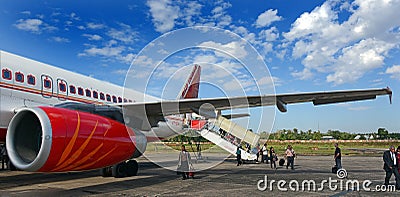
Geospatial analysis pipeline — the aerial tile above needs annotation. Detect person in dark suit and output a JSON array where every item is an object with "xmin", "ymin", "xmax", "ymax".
[{"xmin": 383, "ymin": 146, "xmax": 400, "ymax": 189}]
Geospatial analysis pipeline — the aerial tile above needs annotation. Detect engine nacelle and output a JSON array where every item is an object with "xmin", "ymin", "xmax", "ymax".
[{"xmin": 6, "ymin": 106, "xmax": 147, "ymax": 172}]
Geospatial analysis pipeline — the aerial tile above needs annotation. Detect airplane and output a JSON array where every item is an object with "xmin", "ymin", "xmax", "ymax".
[{"xmin": 0, "ymin": 50, "xmax": 392, "ymax": 177}]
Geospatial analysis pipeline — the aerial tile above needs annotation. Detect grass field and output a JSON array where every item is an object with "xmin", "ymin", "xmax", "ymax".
[
  {"xmin": 156, "ymin": 140, "xmax": 400, "ymax": 157},
  {"xmin": 262, "ymin": 140, "xmax": 400, "ymax": 156}
]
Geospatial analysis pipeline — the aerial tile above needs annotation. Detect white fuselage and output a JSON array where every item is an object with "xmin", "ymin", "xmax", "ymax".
[{"xmin": 0, "ymin": 51, "xmax": 184, "ymax": 142}]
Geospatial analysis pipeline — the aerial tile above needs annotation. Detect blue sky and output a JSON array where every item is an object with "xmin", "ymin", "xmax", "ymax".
[{"xmin": 1, "ymin": 0, "xmax": 399, "ymax": 134}]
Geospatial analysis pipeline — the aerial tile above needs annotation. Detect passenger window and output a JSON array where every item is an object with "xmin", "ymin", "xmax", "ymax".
[
  {"xmin": 27, "ymin": 75, "xmax": 36, "ymax": 85},
  {"xmin": 118, "ymin": 97, "xmax": 122, "ymax": 103},
  {"xmin": 69, "ymin": 85, "xmax": 76, "ymax": 94},
  {"xmin": 100, "ymin": 93, "xmax": 105, "ymax": 100},
  {"xmin": 2, "ymin": 69, "xmax": 12, "ymax": 80},
  {"xmin": 93, "ymin": 91, "xmax": 98, "ymax": 99},
  {"xmin": 59, "ymin": 82, "xmax": 66, "ymax": 92},
  {"xmin": 106, "ymin": 94, "xmax": 111, "ymax": 101},
  {"xmin": 15, "ymin": 72, "xmax": 24, "ymax": 83},
  {"xmin": 112, "ymin": 96, "xmax": 117, "ymax": 103},
  {"xmin": 44, "ymin": 79, "xmax": 51, "ymax": 89},
  {"xmin": 78, "ymin": 87, "xmax": 84, "ymax": 95},
  {"xmin": 85, "ymin": 89, "xmax": 91, "ymax": 97}
]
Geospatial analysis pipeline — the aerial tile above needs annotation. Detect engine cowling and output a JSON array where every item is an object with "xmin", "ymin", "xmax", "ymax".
[{"xmin": 6, "ymin": 106, "xmax": 147, "ymax": 172}]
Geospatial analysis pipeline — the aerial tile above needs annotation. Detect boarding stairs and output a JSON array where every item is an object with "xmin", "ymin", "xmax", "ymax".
[{"xmin": 190, "ymin": 116, "xmax": 260, "ymax": 161}]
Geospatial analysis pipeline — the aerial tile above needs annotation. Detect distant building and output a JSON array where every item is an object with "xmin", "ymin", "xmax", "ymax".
[{"xmin": 321, "ymin": 136, "xmax": 335, "ymax": 140}]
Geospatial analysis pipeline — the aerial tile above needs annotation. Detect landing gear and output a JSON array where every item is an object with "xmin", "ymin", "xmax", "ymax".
[
  {"xmin": 100, "ymin": 166, "xmax": 112, "ymax": 177},
  {"xmin": 8, "ymin": 160, "xmax": 17, "ymax": 171},
  {"xmin": 126, "ymin": 160, "xmax": 138, "ymax": 176},
  {"xmin": 101, "ymin": 160, "xmax": 139, "ymax": 178}
]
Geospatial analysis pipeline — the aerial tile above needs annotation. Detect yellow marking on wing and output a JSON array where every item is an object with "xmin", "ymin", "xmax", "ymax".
[
  {"xmin": 56, "ymin": 112, "xmax": 81, "ymax": 167},
  {"xmin": 52, "ymin": 121, "xmax": 98, "ymax": 171}
]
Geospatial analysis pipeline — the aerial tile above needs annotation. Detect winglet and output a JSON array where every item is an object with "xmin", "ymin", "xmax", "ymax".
[
  {"xmin": 386, "ymin": 86, "xmax": 393, "ymax": 104},
  {"xmin": 178, "ymin": 64, "xmax": 201, "ymax": 99}
]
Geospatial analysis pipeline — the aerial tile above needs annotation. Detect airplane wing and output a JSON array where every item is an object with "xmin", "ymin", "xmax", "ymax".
[{"xmin": 120, "ymin": 87, "xmax": 392, "ymax": 130}]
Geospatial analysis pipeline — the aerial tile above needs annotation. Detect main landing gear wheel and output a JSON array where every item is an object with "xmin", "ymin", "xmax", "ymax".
[
  {"xmin": 126, "ymin": 160, "xmax": 138, "ymax": 176},
  {"xmin": 100, "ymin": 166, "xmax": 112, "ymax": 177},
  {"xmin": 107, "ymin": 160, "xmax": 139, "ymax": 178},
  {"xmin": 8, "ymin": 160, "xmax": 17, "ymax": 171}
]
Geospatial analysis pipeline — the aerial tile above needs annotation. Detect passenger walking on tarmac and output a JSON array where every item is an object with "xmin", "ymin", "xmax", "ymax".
[
  {"xmin": 261, "ymin": 143, "xmax": 269, "ymax": 164},
  {"xmin": 1, "ymin": 144, "xmax": 8, "ymax": 170},
  {"xmin": 334, "ymin": 143, "xmax": 342, "ymax": 169},
  {"xmin": 285, "ymin": 145, "xmax": 295, "ymax": 170},
  {"xmin": 269, "ymin": 147, "xmax": 277, "ymax": 169},
  {"xmin": 255, "ymin": 144, "xmax": 260, "ymax": 162},
  {"xmin": 177, "ymin": 145, "xmax": 192, "ymax": 180},
  {"xmin": 397, "ymin": 146, "xmax": 400, "ymax": 175},
  {"xmin": 383, "ymin": 145, "xmax": 400, "ymax": 189},
  {"xmin": 236, "ymin": 145, "xmax": 242, "ymax": 166}
]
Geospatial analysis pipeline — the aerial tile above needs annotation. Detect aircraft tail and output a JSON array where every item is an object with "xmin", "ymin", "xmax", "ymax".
[{"xmin": 178, "ymin": 64, "xmax": 201, "ymax": 99}]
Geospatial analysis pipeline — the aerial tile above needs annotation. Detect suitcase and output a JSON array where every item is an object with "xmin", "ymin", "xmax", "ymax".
[
  {"xmin": 332, "ymin": 166, "xmax": 338, "ymax": 173},
  {"xmin": 279, "ymin": 158, "xmax": 285, "ymax": 166},
  {"xmin": 188, "ymin": 171, "xmax": 194, "ymax": 178}
]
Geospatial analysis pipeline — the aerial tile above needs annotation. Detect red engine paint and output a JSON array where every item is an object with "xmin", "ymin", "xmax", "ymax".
[{"xmin": 38, "ymin": 107, "xmax": 136, "ymax": 172}]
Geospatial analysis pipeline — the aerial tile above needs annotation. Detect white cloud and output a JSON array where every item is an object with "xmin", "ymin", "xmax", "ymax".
[
  {"xmin": 14, "ymin": 18, "xmax": 58, "ymax": 34},
  {"xmin": 14, "ymin": 19, "xmax": 43, "ymax": 33},
  {"xmin": 211, "ymin": 1, "xmax": 232, "ymax": 27},
  {"xmin": 283, "ymin": 0, "xmax": 400, "ymax": 84},
  {"xmin": 107, "ymin": 23, "xmax": 137, "ymax": 43},
  {"xmin": 146, "ymin": 0, "xmax": 179, "ymax": 33},
  {"xmin": 258, "ymin": 76, "xmax": 281, "ymax": 87},
  {"xmin": 259, "ymin": 27, "xmax": 279, "ymax": 41},
  {"xmin": 181, "ymin": 1, "xmax": 203, "ymax": 26},
  {"xmin": 198, "ymin": 41, "xmax": 248, "ymax": 59},
  {"xmin": 291, "ymin": 68, "xmax": 314, "ymax": 80},
  {"xmin": 21, "ymin": 11, "xmax": 31, "ymax": 15},
  {"xmin": 79, "ymin": 46, "xmax": 124, "ymax": 57},
  {"xmin": 50, "ymin": 36, "xmax": 70, "ymax": 43},
  {"xmin": 86, "ymin": 22, "xmax": 106, "ymax": 29},
  {"xmin": 70, "ymin": 12, "xmax": 80, "ymax": 21},
  {"xmin": 255, "ymin": 9, "xmax": 282, "ymax": 28},
  {"xmin": 82, "ymin": 34, "xmax": 102, "ymax": 41},
  {"xmin": 386, "ymin": 65, "xmax": 400, "ymax": 80},
  {"xmin": 327, "ymin": 38, "xmax": 394, "ymax": 85},
  {"xmin": 348, "ymin": 106, "xmax": 371, "ymax": 111},
  {"xmin": 78, "ymin": 46, "xmax": 134, "ymax": 64}
]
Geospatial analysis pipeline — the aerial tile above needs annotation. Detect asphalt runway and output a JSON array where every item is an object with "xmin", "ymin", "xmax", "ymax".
[{"xmin": 1, "ymin": 155, "xmax": 399, "ymax": 196}]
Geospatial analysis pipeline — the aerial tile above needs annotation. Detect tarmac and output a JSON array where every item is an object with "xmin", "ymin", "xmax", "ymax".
[{"xmin": 1, "ymin": 154, "xmax": 400, "ymax": 197}]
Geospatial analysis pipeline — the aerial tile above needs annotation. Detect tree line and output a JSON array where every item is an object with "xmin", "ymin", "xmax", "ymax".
[
  {"xmin": 263, "ymin": 128, "xmax": 400, "ymax": 140},
  {"xmin": 163, "ymin": 128, "xmax": 400, "ymax": 143}
]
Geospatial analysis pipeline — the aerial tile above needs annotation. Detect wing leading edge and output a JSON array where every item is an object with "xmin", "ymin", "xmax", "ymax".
[{"xmin": 120, "ymin": 87, "xmax": 392, "ymax": 130}]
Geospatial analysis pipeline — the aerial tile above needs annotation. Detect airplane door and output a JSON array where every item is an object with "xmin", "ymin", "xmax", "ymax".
[
  {"xmin": 41, "ymin": 75, "xmax": 53, "ymax": 98},
  {"xmin": 57, "ymin": 78, "xmax": 68, "ymax": 101}
]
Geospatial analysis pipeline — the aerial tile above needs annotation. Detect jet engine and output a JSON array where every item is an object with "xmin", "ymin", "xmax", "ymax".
[{"xmin": 6, "ymin": 106, "xmax": 147, "ymax": 172}]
